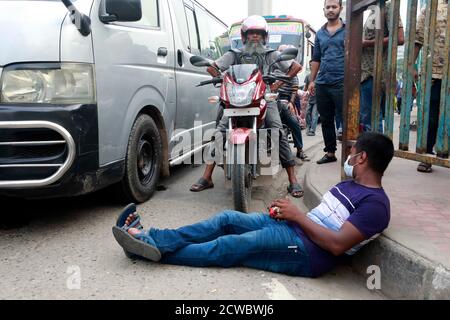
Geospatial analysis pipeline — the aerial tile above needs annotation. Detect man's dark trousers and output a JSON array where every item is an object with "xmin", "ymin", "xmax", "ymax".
[{"xmin": 316, "ymin": 82, "xmax": 343, "ymax": 153}]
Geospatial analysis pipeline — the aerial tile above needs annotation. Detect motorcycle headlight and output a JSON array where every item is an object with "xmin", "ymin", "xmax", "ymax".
[
  {"xmin": 226, "ymin": 82, "xmax": 256, "ymax": 107},
  {"xmin": 0, "ymin": 63, "xmax": 96, "ymax": 104}
]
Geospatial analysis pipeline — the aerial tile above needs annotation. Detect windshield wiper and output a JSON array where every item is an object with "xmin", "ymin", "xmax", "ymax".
[{"xmin": 61, "ymin": 0, "xmax": 91, "ymax": 36}]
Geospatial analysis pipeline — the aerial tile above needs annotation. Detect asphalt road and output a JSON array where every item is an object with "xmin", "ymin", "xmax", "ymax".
[{"xmin": 0, "ymin": 140, "xmax": 385, "ymax": 300}]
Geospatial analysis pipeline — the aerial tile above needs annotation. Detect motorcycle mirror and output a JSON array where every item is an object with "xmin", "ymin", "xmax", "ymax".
[
  {"xmin": 278, "ymin": 48, "xmax": 299, "ymax": 62},
  {"xmin": 190, "ymin": 56, "xmax": 213, "ymax": 67}
]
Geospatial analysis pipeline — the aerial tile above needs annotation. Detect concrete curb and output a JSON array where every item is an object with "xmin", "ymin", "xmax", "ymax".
[{"xmin": 303, "ymin": 153, "xmax": 450, "ymax": 299}]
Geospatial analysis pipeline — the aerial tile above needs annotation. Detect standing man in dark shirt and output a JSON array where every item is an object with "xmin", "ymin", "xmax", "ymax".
[{"xmin": 308, "ymin": 0, "xmax": 346, "ymax": 165}]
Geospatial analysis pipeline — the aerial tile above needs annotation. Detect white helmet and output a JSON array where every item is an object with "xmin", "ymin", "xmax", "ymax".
[{"xmin": 241, "ymin": 15, "xmax": 269, "ymax": 44}]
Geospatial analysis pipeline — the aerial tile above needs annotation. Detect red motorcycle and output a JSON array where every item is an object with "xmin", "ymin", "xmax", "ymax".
[{"xmin": 190, "ymin": 48, "xmax": 298, "ymax": 212}]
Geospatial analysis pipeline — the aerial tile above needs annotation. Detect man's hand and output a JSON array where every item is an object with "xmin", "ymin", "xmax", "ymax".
[
  {"xmin": 270, "ymin": 81, "xmax": 282, "ymax": 93},
  {"xmin": 288, "ymin": 102, "xmax": 297, "ymax": 115},
  {"xmin": 271, "ymin": 198, "xmax": 304, "ymax": 222},
  {"xmin": 308, "ymin": 82, "xmax": 316, "ymax": 97}
]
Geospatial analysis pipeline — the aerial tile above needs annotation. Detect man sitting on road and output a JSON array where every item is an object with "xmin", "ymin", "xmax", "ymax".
[{"xmin": 113, "ymin": 132, "xmax": 394, "ymax": 278}]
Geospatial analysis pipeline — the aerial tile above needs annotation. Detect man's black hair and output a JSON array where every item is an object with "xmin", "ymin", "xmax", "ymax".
[
  {"xmin": 324, "ymin": 0, "xmax": 343, "ymax": 6},
  {"xmin": 355, "ymin": 132, "xmax": 394, "ymax": 175}
]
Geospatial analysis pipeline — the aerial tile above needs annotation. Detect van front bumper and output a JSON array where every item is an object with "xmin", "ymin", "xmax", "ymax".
[{"xmin": 0, "ymin": 103, "xmax": 120, "ymax": 198}]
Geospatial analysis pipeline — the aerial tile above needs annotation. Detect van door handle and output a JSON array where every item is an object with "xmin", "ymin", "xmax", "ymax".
[
  {"xmin": 158, "ymin": 47, "xmax": 168, "ymax": 57},
  {"xmin": 177, "ymin": 49, "xmax": 183, "ymax": 67}
]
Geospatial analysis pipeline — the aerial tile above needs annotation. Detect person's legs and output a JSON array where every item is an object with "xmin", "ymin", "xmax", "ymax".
[
  {"xmin": 418, "ymin": 80, "xmax": 441, "ymax": 173},
  {"xmin": 330, "ymin": 82, "xmax": 344, "ymax": 139},
  {"xmin": 265, "ymin": 103, "xmax": 302, "ymax": 196},
  {"xmin": 360, "ymin": 78, "xmax": 373, "ymax": 132},
  {"xmin": 160, "ymin": 219, "xmax": 312, "ymax": 277},
  {"xmin": 306, "ymin": 102, "xmax": 313, "ymax": 132},
  {"xmin": 316, "ymin": 84, "xmax": 337, "ymax": 162},
  {"xmin": 397, "ymin": 97, "xmax": 402, "ymax": 115},
  {"xmin": 279, "ymin": 101, "xmax": 305, "ymax": 154},
  {"xmin": 310, "ymin": 102, "xmax": 319, "ymax": 134},
  {"xmin": 148, "ymin": 211, "xmax": 271, "ymax": 254},
  {"xmin": 190, "ymin": 113, "xmax": 228, "ymax": 192},
  {"xmin": 426, "ymin": 80, "xmax": 441, "ymax": 155}
]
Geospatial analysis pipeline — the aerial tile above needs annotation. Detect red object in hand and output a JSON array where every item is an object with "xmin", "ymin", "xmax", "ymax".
[{"xmin": 269, "ymin": 206, "xmax": 280, "ymax": 219}]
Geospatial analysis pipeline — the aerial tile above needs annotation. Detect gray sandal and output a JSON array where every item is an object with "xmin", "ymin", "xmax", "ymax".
[
  {"xmin": 112, "ymin": 226, "xmax": 161, "ymax": 262},
  {"xmin": 287, "ymin": 183, "xmax": 304, "ymax": 198}
]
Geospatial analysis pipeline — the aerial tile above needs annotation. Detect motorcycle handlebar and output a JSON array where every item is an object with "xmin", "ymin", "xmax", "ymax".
[
  {"xmin": 196, "ymin": 77, "xmax": 223, "ymax": 87},
  {"xmin": 263, "ymin": 75, "xmax": 292, "ymax": 84}
]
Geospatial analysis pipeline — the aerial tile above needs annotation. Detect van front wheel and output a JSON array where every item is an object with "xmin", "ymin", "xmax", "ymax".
[{"xmin": 120, "ymin": 114, "xmax": 162, "ymax": 203}]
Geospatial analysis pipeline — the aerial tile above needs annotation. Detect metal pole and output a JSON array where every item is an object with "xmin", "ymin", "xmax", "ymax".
[
  {"xmin": 416, "ymin": 0, "xmax": 438, "ymax": 154},
  {"xmin": 371, "ymin": 0, "xmax": 386, "ymax": 133},
  {"xmin": 436, "ymin": 3, "xmax": 450, "ymax": 159},
  {"xmin": 342, "ymin": 0, "xmax": 364, "ymax": 180},
  {"xmin": 385, "ymin": 0, "xmax": 401, "ymax": 139},
  {"xmin": 399, "ymin": 0, "xmax": 419, "ymax": 151}
]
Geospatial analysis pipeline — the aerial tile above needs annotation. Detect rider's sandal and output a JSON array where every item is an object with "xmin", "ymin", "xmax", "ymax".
[
  {"xmin": 190, "ymin": 178, "xmax": 214, "ymax": 192},
  {"xmin": 287, "ymin": 183, "xmax": 304, "ymax": 198}
]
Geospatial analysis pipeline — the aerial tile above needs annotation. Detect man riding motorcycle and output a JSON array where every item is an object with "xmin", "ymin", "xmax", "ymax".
[{"xmin": 190, "ymin": 15, "xmax": 304, "ymax": 198}]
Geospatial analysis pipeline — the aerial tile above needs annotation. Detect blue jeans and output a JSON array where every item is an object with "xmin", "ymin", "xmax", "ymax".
[
  {"xmin": 279, "ymin": 101, "xmax": 304, "ymax": 149},
  {"xmin": 148, "ymin": 211, "xmax": 313, "ymax": 277},
  {"xmin": 360, "ymin": 77, "xmax": 384, "ymax": 132},
  {"xmin": 306, "ymin": 102, "xmax": 319, "ymax": 133}
]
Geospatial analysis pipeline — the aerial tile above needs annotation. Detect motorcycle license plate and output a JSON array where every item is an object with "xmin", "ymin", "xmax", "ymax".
[{"xmin": 223, "ymin": 108, "xmax": 260, "ymax": 117}]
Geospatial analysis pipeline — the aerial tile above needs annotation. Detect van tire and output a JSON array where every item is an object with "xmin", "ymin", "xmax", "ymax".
[{"xmin": 119, "ymin": 114, "xmax": 162, "ymax": 203}]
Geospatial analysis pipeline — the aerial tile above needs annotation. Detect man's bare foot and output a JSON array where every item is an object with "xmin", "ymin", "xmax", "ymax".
[{"xmin": 124, "ymin": 213, "xmax": 144, "ymax": 237}]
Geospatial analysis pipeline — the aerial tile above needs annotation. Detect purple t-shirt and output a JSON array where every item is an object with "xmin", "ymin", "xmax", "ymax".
[{"xmin": 290, "ymin": 180, "xmax": 390, "ymax": 277}]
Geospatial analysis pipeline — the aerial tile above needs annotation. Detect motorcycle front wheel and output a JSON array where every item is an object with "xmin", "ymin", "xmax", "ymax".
[{"xmin": 231, "ymin": 144, "xmax": 252, "ymax": 213}]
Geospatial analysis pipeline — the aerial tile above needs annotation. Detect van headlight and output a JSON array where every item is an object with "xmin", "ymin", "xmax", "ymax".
[{"xmin": 0, "ymin": 63, "xmax": 96, "ymax": 104}]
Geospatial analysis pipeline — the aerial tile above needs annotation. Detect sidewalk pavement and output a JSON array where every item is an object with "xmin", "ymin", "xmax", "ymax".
[{"xmin": 300, "ymin": 132, "xmax": 450, "ymax": 300}]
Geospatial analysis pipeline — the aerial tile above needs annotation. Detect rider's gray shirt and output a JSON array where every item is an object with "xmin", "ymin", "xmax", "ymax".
[{"xmin": 215, "ymin": 50, "xmax": 293, "ymax": 74}]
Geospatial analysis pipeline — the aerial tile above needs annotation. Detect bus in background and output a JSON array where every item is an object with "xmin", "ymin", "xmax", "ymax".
[{"xmin": 228, "ymin": 15, "xmax": 316, "ymax": 84}]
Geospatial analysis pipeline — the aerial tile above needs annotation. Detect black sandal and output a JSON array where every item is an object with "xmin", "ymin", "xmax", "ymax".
[
  {"xmin": 296, "ymin": 150, "xmax": 310, "ymax": 161},
  {"xmin": 417, "ymin": 162, "xmax": 432, "ymax": 173},
  {"xmin": 190, "ymin": 178, "xmax": 214, "ymax": 192},
  {"xmin": 317, "ymin": 154, "xmax": 337, "ymax": 165}
]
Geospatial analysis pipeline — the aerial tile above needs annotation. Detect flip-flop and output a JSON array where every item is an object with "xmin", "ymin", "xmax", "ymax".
[
  {"xmin": 112, "ymin": 226, "xmax": 161, "ymax": 262},
  {"xmin": 296, "ymin": 150, "xmax": 310, "ymax": 161},
  {"xmin": 417, "ymin": 163, "xmax": 432, "ymax": 173},
  {"xmin": 190, "ymin": 178, "xmax": 214, "ymax": 192},
  {"xmin": 287, "ymin": 183, "xmax": 304, "ymax": 198},
  {"xmin": 116, "ymin": 203, "xmax": 143, "ymax": 231},
  {"xmin": 115, "ymin": 204, "xmax": 145, "ymax": 259}
]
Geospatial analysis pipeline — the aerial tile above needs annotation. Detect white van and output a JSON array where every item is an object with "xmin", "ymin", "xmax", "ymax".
[{"xmin": 0, "ymin": 0, "xmax": 230, "ymax": 202}]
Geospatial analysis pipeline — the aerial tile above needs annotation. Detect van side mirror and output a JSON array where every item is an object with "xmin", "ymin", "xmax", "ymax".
[
  {"xmin": 278, "ymin": 48, "xmax": 298, "ymax": 62},
  {"xmin": 190, "ymin": 56, "xmax": 213, "ymax": 67},
  {"xmin": 99, "ymin": 0, "xmax": 142, "ymax": 23}
]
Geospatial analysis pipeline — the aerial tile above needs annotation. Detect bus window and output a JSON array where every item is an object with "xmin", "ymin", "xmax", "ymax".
[{"xmin": 229, "ymin": 21, "xmax": 305, "ymax": 65}]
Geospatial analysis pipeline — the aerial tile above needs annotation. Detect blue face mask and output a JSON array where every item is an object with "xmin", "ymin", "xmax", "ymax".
[{"xmin": 344, "ymin": 153, "xmax": 362, "ymax": 178}]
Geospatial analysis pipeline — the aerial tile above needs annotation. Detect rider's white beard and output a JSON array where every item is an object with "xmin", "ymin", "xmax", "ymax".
[{"xmin": 244, "ymin": 41, "xmax": 266, "ymax": 55}]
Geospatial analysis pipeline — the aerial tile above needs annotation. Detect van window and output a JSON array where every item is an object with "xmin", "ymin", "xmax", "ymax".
[
  {"xmin": 185, "ymin": 7, "xmax": 200, "ymax": 54},
  {"xmin": 119, "ymin": 0, "xmax": 159, "ymax": 29},
  {"xmin": 172, "ymin": 0, "xmax": 191, "ymax": 50},
  {"xmin": 194, "ymin": 5, "xmax": 229, "ymax": 60}
]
